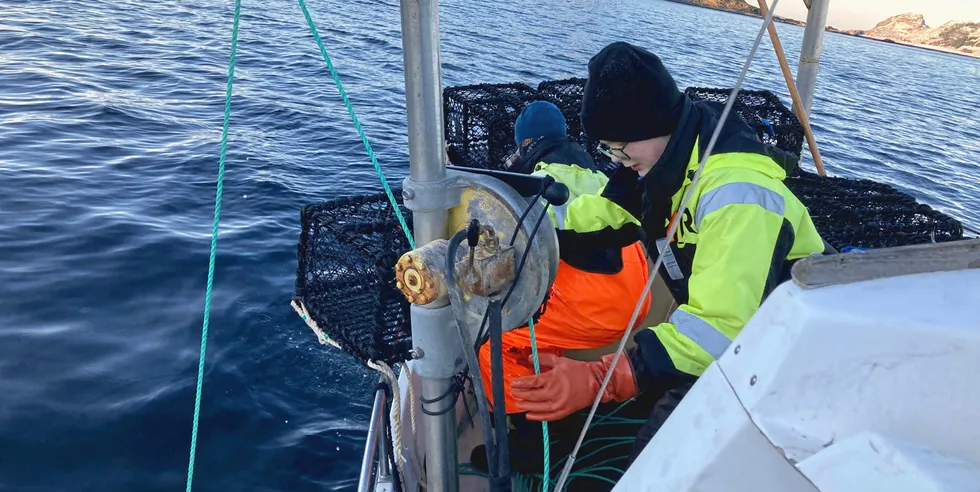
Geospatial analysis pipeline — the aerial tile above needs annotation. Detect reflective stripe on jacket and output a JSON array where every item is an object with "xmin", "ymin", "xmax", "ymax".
[
  {"xmin": 646, "ymin": 136, "xmax": 826, "ymax": 376},
  {"xmin": 620, "ymin": 100, "xmax": 828, "ymax": 384}
]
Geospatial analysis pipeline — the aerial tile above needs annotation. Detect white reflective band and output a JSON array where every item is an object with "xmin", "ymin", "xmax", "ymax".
[
  {"xmin": 670, "ymin": 309, "xmax": 731, "ymax": 359},
  {"xmin": 695, "ymin": 182, "xmax": 785, "ymax": 229},
  {"xmin": 656, "ymin": 237, "xmax": 684, "ymax": 281},
  {"xmin": 551, "ymin": 203, "xmax": 567, "ymax": 229}
]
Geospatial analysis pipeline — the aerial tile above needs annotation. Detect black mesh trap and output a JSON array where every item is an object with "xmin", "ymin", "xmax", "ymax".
[
  {"xmin": 443, "ymin": 82, "xmax": 538, "ymax": 170},
  {"xmin": 535, "ymin": 77, "xmax": 618, "ymax": 175},
  {"xmin": 443, "ymin": 78, "xmax": 803, "ymax": 175},
  {"xmin": 684, "ymin": 87, "xmax": 805, "ymax": 157},
  {"xmin": 536, "ymin": 77, "xmax": 589, "ymax": 144},
  {"xmin": 786, "ymin": 169, "xmax": 964, "ymax": 249},
  {"xmin": 443, "ymin": 78, "xmax": 620, "ymax": 175},
  {"xmin": 294, "ymin": 190, "xmax": 414, "ymax": 366}
]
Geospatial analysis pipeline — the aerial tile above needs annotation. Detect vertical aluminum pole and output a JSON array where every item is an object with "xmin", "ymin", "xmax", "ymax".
[
  {"xmin": 795, "ymin": 0, "xmax": 830, "ymax": 116},
  {"xmin": 398, "ymin": 1, "xmax": 458, "ymax": 491}
]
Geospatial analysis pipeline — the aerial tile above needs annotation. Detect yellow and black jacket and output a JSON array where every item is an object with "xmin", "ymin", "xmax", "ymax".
[{"xmin": 602, "ymin": 97, "xmax": 831, "ymax": 391}]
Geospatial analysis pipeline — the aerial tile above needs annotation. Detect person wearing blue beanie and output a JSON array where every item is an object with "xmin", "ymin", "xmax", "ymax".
[
  {"xmin": 504, "ymin": 101, "xmax": 597, "ymax": 175},
  {"xmin": 513, "ymin": 101, "xmax": 568, "ymax": 146}
]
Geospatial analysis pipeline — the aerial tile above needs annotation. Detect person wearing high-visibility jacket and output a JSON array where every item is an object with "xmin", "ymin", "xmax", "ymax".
[
  {"xmin": 473, "ymin": 100, "xmax": 652, "ymax": 417},
  {"xmin": 511, "ymin": 42, "xmax": 831, "ymax": 455}
]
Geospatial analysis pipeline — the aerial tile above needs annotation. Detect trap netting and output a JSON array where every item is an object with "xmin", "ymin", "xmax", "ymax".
[
  {"xmin": 786, "ymin": 168, "xmax": 964, "ymax": 249},
  {"xmin": 684, "ymin": 86, "xmax": 806, "ymax": 157},
  {"xmin": 443, "ymin": 82, "xmax": 539, "ymax": 170},
  {"xmin": 443, "ymin": 79, "xmax": 618, "ymax": 175},
  {"xmin": 444, "ymin": 78, "xmax": 807, "ymax": 176},
  {"xmin": 293, "ymin": 190, "xmax": 414, "ymax": 366}
]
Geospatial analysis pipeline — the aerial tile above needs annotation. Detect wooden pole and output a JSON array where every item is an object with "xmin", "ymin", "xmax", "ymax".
[{"xmin": 757, "ymin": 0, "xmax": 827, "ymax": 176}]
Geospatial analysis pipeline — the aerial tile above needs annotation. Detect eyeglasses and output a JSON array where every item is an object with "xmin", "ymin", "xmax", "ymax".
[{"xmin": 598, "ymin": 142, "xmax": 630, "ymax": 161}]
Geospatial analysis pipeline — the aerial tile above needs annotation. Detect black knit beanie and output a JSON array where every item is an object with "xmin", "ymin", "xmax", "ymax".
[{"xmin": 580, "ymin": 42, "xmax": 684, "ymax": 143}]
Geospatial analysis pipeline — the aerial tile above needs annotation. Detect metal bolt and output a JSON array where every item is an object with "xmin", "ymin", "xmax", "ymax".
[
  {"xmin": 750, "ymin": 375, "xmax": 757, "ymax": 386},
  {"xmin": 734, "ymin": 345, "xmax": 741, "ymax": 355},
  {"xmin": 402, "ymin": 188, "xmax": 415, "ymax": 200},
  {"xmin": 410, "ymin": 349, "xmax": 424, "ymax": 359}
]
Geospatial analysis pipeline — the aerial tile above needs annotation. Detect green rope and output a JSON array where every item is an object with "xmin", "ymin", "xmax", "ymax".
[
  {"xmin": 551, "ymin": 439, "xmax": 634, "ymax": 475},
  {"xmin": 185, "ymin": 0, "xmax": 240, "ymax": 490},
  {"xmin": 590, "ymin": 399, "xmax": 634, "ymax": 427},
  {"xmin": 527, "ymin": 318, "xmax": 550, "ymax": 491},
  {"xmin": 296, "ymin": 0, "xmax": 414, "ymax": 248},
  {"xmin": 550, "ymin": 436, "xmax": 634, "ymax": 472},
  {"xmin": 522, "ymin": 323, "xmax": 645, "ymax": 491}
]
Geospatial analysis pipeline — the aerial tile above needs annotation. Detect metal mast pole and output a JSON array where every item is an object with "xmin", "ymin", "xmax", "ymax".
[
  {"xmin": 795, "ymin": 0, "xmax": 830, "ymax": 116},
  {"xmin": 398, "ymin": 0, "xmax": 459, "ymax": 491}
]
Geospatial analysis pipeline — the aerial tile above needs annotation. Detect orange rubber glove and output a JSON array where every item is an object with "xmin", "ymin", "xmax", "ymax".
[{"xmin": 510, "ymin": 352, "xmax": 638, "ymax": 421}]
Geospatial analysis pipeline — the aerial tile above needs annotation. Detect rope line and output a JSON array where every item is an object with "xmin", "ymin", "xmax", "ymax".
[
  {"xmin": 292, "ymin": 1, "xmax": 428, "ymax": 487},
  {"xmin": 295, "ymin": 0, "xmax": 414, "ymax": 249},
  {"xmin": 185, "ymin": 1, "xmax": 240, "ymax": 490},
  {"xmin": 401, "ymin": 362, "xmax": 426, "ymax": 488},
  {"xmin": 527, "ymin": 318, "xmax": 551, "ymax": 491}
]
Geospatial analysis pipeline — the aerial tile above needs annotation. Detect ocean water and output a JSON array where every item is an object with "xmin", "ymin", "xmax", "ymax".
[{"xmin": 0, "ymin": 0, "xmax": 977, "ymax": 490}]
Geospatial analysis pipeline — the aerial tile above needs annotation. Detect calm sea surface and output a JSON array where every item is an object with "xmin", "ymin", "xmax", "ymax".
[{"xmin": 1, "ymin": 0, "xmax": 977, "ymax": 490}]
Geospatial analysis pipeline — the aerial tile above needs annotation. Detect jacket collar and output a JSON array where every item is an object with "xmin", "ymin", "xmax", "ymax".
[
  {"xmin": 639, "ymin": 95, "xmax": 701, "ymax": 239},
  {"xmin": 510, "ymin": 135, "xmax": 597, "ymax": 174}
]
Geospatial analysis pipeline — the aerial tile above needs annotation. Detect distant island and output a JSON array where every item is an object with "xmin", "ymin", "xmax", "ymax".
[
  {"xmin": 664, "ymin": 0, "xmax": 980, "ymax": 59},
  {"xmin": 663, "ymin": 0, "xmax": 806, "ymax": 27}
]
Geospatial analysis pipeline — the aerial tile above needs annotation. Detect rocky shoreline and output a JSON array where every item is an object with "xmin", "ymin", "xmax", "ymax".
[
  {"xmin": 663, "ymin": 0, "xmax": 805, "ymax": 27},
  {"xmin": 664, "ymin": 0, "xmax": 980, "ymax": 59}
]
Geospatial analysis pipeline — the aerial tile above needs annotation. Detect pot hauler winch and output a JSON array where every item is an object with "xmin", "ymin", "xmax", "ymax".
[{"xmin": 393, "ymin": 168, "xmax": 567, "ymax": 492}]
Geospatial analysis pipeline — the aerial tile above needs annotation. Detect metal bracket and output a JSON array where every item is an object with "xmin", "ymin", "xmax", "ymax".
[
  {"xmin": 410, "ymin": 303, "xmax": 466, "ymax": 379},
  {"xmin": 402, "ymin": 173, "xmax": 465, "ymax": 213}
]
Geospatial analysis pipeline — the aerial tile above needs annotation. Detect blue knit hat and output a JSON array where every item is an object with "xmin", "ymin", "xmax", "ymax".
[{"xmin": 514, "ymin": 101, "xmax": 567, "ymax": 146}]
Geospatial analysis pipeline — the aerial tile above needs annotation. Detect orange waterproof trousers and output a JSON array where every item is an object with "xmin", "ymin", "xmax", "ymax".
[{"xmin": 478, "ymin": 242, "xmax": 650, "ymax": 413}]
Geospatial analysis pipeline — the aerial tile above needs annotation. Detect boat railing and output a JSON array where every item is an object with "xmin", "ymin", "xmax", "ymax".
[{"xmin": 358, "ymin": 383, "xmax": 391, "ymax": 492}]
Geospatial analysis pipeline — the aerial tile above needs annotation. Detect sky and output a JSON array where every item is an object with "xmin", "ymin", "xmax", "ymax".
[{"xmin": 774, "ymin": 0, "xmax": 980, "ymax": 31}]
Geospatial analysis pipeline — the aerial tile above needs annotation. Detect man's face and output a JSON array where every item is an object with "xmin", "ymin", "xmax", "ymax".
[{"xmin": 599, "ymin": 135, "xmax": 671, "ymax": 177}]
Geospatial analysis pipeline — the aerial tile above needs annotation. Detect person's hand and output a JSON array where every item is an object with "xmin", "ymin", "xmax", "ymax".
[{"xmin": 511, "ymin": 352, "xmax": 637, "ymax": 421}]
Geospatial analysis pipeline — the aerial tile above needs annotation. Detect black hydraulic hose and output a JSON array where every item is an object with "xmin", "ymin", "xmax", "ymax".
[
  {"xmin": 445, "ymin": 227, "xmax": 499, "ymax": 479},
  {"xmin": 509, "ymin": 176, "xmax": 552, "ymax": 246},
  {"xmin": 502, "ymin": 204, "xmax": 550, "ymax": 308},
  {"xmin": 487, "ymin": 298, "xmax": 512, "ymax": 492},
  {"xmin": 474, "ymin": 202, "xmax": 552, "ymax": 350}
]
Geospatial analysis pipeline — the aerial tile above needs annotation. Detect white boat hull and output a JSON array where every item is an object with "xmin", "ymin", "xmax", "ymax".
[{"xmin": 617, "ymin": 242, "xmax": 980, "ymax": 491}]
